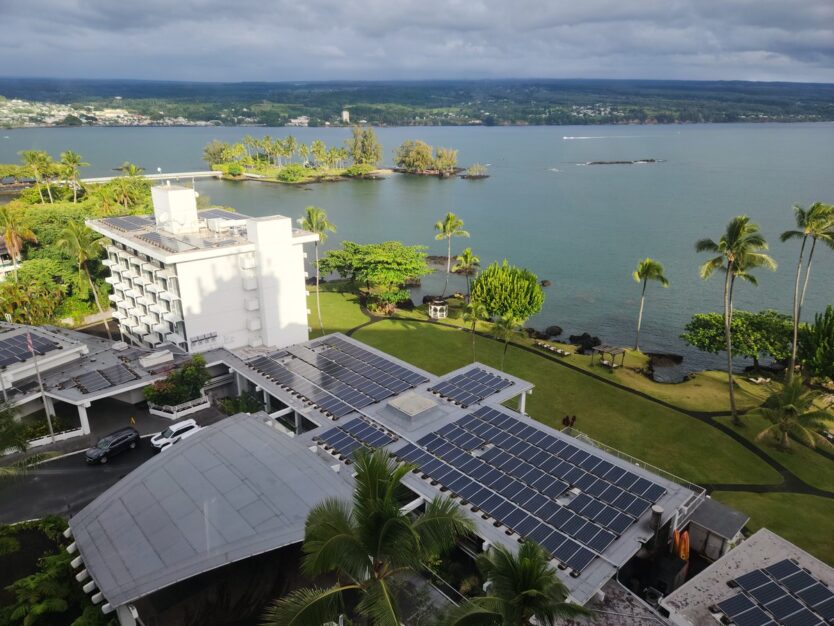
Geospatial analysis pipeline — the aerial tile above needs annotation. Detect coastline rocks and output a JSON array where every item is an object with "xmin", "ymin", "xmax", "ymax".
[
  {"xmin": 398, "ymin": 299, "xmax": 415, "ymax": 311},
  {"xmin": 586, "ymin": 159, "xmax": 658, "ymax": 165},
  {"xmin": 545, "ymin": 325, "xmax": 563, "ymax": 338},
  {"xmin": 646, "ymin": 352, "xmax": 684, "ymax": 366},
  {"xmin": 541, "ymin": 279, "xmax": 552, "ymax": 287},
  {"xmin": 569, "ymin": 333, "xmax": 601, "ymax": 354}
]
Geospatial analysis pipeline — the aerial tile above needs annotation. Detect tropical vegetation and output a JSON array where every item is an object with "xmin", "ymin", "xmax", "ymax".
[
  {"xmin": 696, "ymin": 216, "xmax": 776, "ymax": 424},
  {"xmin": 394, "ymin": 140, "xmax": 459, "ymax": 174},
  {"xmin": 434, "ymin": 213, "xmax": 469, "ymax": 297},
  {"xmin": 751, "ymin": 377, "xmax": 833, "ymax": 451},
  {"xmin": 799, "ymin": 305, "xmax": 834, "ymax": 383},
  {"xmin": 298, "ymin": 206, "xmax": 336, "ymax": 335},
  {"xmin": 143, "ymin": 355, "xmax": 210, "ymax": 406},
  {"xmin": 632, "ymin": 257, "xmax": 668, "ymax": 351},
  {"xmin": 444, "ymin": 542, "xmax": 588, "ymax": 626},
  {"xmin": 262, "ymin": 448, "xmax": 473, "ymax": 626},
  {"xmin": 470, "ymin": 260, "xmax": 545, "ymax": 323}
]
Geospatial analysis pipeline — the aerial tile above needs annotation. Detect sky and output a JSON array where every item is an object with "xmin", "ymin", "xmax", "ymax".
[{"xmin": 2, "ymin": 0, "xmax": 833, "ymax": 83}]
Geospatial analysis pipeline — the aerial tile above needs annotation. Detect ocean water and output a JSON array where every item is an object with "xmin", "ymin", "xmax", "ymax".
[{"xmin": 3, "ymin": 123, "xmax": 834, "ymax": 371}]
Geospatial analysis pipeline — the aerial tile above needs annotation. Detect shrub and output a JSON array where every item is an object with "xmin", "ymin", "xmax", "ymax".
[
  {"xmin": 276, "ymin": 163, "xmax": 309, "ymax": 183},
  {"xmin": 144, "ymin": 355, "xmax": 210, "ymax": 406},
  {"xmin": 344, "ymin": 163, "xmax": 375, "ymax": 177},
  {"xmin": 226, "ymin": 163, "xmax": 243, "ymax": 177}
]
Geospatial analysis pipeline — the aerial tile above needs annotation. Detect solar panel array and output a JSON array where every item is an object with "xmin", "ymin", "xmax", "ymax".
[
  {"xmin": 0, "ymin": 334, "xmax": 60, "ymax": 367},
  {"xmin": 100, "ymin": 215, "xmax": 155, "ymax": 232},
  {"xmin": 198, "ymin": 209, "xmax": 251, "ymax": 220},
  {"xmin": 247, "ymin": 340, "xmax": 431, "ymax": 419},
  {"xmin": 74, "ymin": 364, "xmax": 139, "ymax": 394},
  {"xmin": 392, "ymin": 405, "xmax": 666, "ymax": 574},
  {"xmin": 429, "ymin": 368, "xmax": 513, "ymax": 407},
  {"xmin": 314, "ymin": 417, "xmax": 398, "ymax": 460},
  {"xmin": 138, "ymin": 232, "xmax": 197, "ymax": 253},
  {"xmin": 247, "ymin": 355, "xmax": 354, "ymax": 418},
  {"xmin": 715, "ymin": 559, "xmax": 834, "ymax": 626},
  {"xmin": 317, "ymin": 336, "xmax": 429, "ymax": 386}
]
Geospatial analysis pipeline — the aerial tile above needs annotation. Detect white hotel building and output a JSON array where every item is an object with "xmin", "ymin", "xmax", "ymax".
[{"xmin": 88, "ymin": 184, "xmax": 317, "ymax": 353}]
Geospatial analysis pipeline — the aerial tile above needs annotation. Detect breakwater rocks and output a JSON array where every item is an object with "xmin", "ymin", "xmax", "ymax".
[{"xmin": 585, "ymin": 159, "xmax": 659, "ymax": 165}]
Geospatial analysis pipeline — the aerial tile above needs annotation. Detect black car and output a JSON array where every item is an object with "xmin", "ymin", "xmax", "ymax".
[{"xmin": 85, "ymin": 427, "xmax": 140, "ymax": 464}]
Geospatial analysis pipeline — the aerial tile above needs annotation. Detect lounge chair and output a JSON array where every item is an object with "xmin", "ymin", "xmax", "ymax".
[{"xmin": 747, "ymin": 376, "xmax": 771, "ymax": 385}]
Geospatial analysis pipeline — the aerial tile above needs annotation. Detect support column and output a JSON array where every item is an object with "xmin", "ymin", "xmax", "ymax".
[
  {"xmin": 262, "ymin": 389, "xmax": 272, "ymax": 412},
  {"xmin": 234, "ymin": 372, "xmax": 243, "ymax": 396},
  {"xmin": 294, "ymin": 411, "xmax": 303, "ymax": 435},
  {"xmin": 518, "ymin": 390, "xmax": 529, "ymax": 415},
  {"xmin": 77, "ymin": 403, "xmax": 91, "ymax": 435}
]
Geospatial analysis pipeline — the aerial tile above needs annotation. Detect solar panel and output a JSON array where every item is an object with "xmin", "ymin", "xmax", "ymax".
[
  {"xmin": 0, "ymin": 333, "xmax": 60, "ymax": 364},
  {"xmin": 74, "ymin": 371, "xmax": 111, "ymax": 393},
  {"xmin": 315, "ymin": 417, "xmax": 396, "ymax": 460},
  {"xmin": 428, "ymin": 368, "xmax": 512, "ymax": 407},
  {"xmin": 100, "ymin": 215, "xmax": 154, "ymax": 232},
  {"xmin": 318, "ymin": 336, "xmax": 429, "ymax": 386},
  {"xmin": 138, "ymin": 232, "xmax": 196, "ymax": 253},
  {"xmin": 99, "ymin": 364, "xmax": 138, "ymax": 386},
  {"xmin": 198, "ymin": 208, "xmax": 251, "ymax": 220},
  {"xmin": 716, "ymin": 559, "xmax": 832, "ymax": 626}
]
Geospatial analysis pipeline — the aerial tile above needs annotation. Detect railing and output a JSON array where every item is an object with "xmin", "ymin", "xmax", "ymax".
[
  {"xmin": 2, "ymin": 426, "xmax": 85, "ymax": 456},
  {"xmin": 148, "ymin": 395, "xmax": 211, "ymax": 419},
  {"xmin": 560, "ymin": 427, "xmax": 706, "ymax": 498}
]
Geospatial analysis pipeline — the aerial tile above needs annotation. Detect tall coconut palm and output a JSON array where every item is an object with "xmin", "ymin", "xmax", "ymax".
[
  {"xmin": 56, "ymin": 222, "xmax": 113, "ymax": 340},
  {"xmin": 453, "ymin": 247, "xmax": 480, "ymax": 302},
  {"xmin": 117, "ymin": 162, "xmax": 145, "ymax": 177},
  {"xmin": 444, "ymin": 542, "xmax": 588, "ymax": 626},
  {"xmin": 752, "ymin": 377, "xmax": 833, "ymax": 451},
  {"xmin": 632, "ymin": 257, "xmax": 669, "ymax": 351},
  {"xmin": 60, "ymin": 150, "xmax": 89, "ymax": 203},
  {"xmin": 262, "ymin": 448, "xmax": 473, "ymax": 626},
  {"xmin": 19, "ymin": 150, "xmax": 54, "ymax": 204},
  {"xmin": 298, "ymin": 206, "xmax": 336, "ymax": 336},
  {"xmin": 463, "ymin": 300, "xmax": 488, "ymax": 362},
  {"xmin": 434, "ymin": 212, "xmax": 469, "ymax": 298},
  {"xmin": 781, "ymin": 202, "xmax": 834, "ymax": 378},
  {"xmin": 111, "ymin": 177, "xmax": 137, "ymax": 211},
  {"xmin": 0, "ymin": 206, "xmax": 37, "ymax": 280},
  {"xmin": 696, "ymin": 216, "xmax": 776, "ymax": 425},
  {"xmin": 492, "ymin": 312, "xmax": 523, "ymax": 372}
]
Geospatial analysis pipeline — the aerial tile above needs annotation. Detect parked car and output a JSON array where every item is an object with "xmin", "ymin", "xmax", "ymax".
[
  {"xmin": 150, "ymin": 419, "xmax": 200, "ymax": 452},
  {"xmin": 85, "ymin": 427, "xmax": 140, "ymax": 464},
  {"xmin": 158, "ymin": 425, "xmax": 203, "ymax": 452}
]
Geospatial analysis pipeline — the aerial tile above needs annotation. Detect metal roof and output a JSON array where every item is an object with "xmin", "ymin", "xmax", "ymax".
[
  {"xmin": 70, "ymin": 413, "xmax": 353, "ymax": 608},
  {"xmin": 686, "ymin": 496, "xmax": 749, "ymax": 540}
]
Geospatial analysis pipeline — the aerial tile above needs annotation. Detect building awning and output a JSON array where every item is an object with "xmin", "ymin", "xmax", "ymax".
[{"xmin": 686, "ymin": 497, "xmax": 749, "ymax": 540}]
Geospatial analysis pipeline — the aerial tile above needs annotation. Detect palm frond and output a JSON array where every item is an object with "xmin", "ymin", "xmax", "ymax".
[
  {"xmin": 261, "ymin": 584, "xmax": 357, "ymax": 626},
  {"xmin": 357, "ymin": 578, "xmax": 401, "ymax": 626},
  {"xmin": 694, "ymin": 238, "xmax": 719, "ymax": 253},
  {"xmin": 302, "ymin": 498, "xmax": 368, "ymax": 580},
  {"xmin": 443, "ymin": 597, "xmax": 504, "ymax": 626},
  {"xmin": 412, "ymin": 495, "xmax": 475, "ymax": 555}
]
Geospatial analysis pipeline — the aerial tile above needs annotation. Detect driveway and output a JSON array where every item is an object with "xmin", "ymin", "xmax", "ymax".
[{"xmin": 0, "ymin": 442, "xmax": 155, "ymax": 524}]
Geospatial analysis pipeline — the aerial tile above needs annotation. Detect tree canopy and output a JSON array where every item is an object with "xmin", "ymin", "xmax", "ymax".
[
  {"xmin": 320, "ymin": 241, "xmax": 430, "ymax": 310},
  {"xmin": 681, "ymin": 310, "xmax": 792, "ymax": 366},
  {"xmin": 470, "ymin": 260, "xmax": 545, "ymax": 322},
  {"xmin": 799, "ymin": 305, "xmax": 834, "ymax": 382},
  {"xmin": 347, "ymin": 126, "xmax": 382, "ymax": 167}
]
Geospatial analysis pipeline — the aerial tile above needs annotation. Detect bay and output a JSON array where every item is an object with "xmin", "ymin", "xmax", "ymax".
[{"xmin": 3, "ymin": 123, "xmax": 834, "ymax": 372}]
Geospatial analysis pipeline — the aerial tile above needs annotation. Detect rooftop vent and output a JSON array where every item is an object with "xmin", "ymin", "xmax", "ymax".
[
  {"xmin": 138, "ymin": 349, "xmax": 174, "ymax": 369},
  {"xmin": 388, "ymin": 391, "xmax": 437, "ymax": 423}
]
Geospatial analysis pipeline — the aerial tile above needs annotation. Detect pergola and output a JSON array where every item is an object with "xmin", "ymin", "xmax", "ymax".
[{"xmin": 590, "ymin": 344, "xmax": 626, "ymax": 369}]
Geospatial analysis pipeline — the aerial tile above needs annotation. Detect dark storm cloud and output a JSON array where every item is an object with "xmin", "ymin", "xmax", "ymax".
[{"xmin": 1, "ymin": 0, "xmax": 832, "ymax": 81}]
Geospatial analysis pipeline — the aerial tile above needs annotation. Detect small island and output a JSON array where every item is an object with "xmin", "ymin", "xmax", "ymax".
[
  {"xmin": 392, "ymin": 139, "xmax": 462, "ymax": 177},
  {"xmin": 204, "ymin": 127, "xmax": 389, "ymax": 185},
  {"xmin": 586, "ymin": 158, "xmax": 659, "ymax": 165}
]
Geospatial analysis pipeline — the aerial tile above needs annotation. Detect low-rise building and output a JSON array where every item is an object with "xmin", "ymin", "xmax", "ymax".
[{"xmin": 88, "ymin": 184, "xmax": 317, "ymax": 353}]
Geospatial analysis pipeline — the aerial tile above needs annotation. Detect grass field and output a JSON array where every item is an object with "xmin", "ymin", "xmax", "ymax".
[{"xmin": 712, "ymin": 492, "xmax": 834, "ymax": 566}]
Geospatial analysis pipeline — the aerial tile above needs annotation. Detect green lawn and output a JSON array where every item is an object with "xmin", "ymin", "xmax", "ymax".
[
  {"xmin": 712, "ymin": 492, "xmax": 834, "ymax": 566},
  {"xmin": 352, "ymin": 319, "xmax": 780, "ymax": 486},
  {"xmin": 307, "ymin": 286, "xmax": 369, "ymax": 338},
  {"xmin": 714, "ymin": 414, "xmax": 834, "ymax": 492}
]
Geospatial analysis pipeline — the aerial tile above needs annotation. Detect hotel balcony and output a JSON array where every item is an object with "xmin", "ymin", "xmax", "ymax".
[
  {"xmin": 137, "ymin": 296, "xmax": 152, "ymax": 306},
  {"xmin": 145, "ymin": 283, "xmax": 161, "ymax": 293},
  {"xmin": 104, "ymin": 276, "xmax": 121, "ymax": 286},
  {"xmin": 112, "ymin": 311, "xmax": 126, "ymax": 321},
  {"xmin": 165, "ymin": 332, "xmax": 185, "ymax": 344},
  {"xmin": 145, "ymin": 333, "xmax": 162, "ymax": 346},
  {"xmin": 152, "ymin": 323, "xmax": 169, "ymax": 334},
  {"xmin": 245, "ymin": 297, "xmax": 260, "ymax": 311},
  {"xmin": 102, "ymin": 258, "xmax": 117, "ymax": 268},
  {"xmin": 163, "ymin": 311, "xmax": 183, "ymax": 324},
  {"xmin": 141, "ymin": 261, "xmax": 161, "ymax": 273},
  {"xmin": 150, "ymin": 304, "xmax": 167, "ymax": 315},
  {"xmin": 133, "ymin": 276, "xmax": 148, "ymax": 286},
  {"xmin": 122, "ymin": 269, "xmax": 138, "ymax": 280},
  {"xmin": 239, "ymin": 255, "xmax": 256, "ymax": 270},
  {"xmin": 158, "ymin": 290, "xmax": 180, "ymax": 302},
  {"xmin": 108, "ymin": 294, "xmax": 122, "ymax": 304},
  {"xmin": 243, "ymin": 277, "xmax": 258, "ymax": 291}
]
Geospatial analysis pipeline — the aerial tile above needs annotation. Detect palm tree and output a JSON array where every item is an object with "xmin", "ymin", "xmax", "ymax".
[
  {"xmin": 453, "ymin": 247, "xmax": 480, "ymax": 302},
  {"xmin": 60, "ymin": 150, "xmax": 89, "ymax": 203},
  {"xmin": 463, "ymin": 301, "xmax": 488, "ymax": 362},
  {"xmin": 632, "ymin": 257, "xmax": 669, "ymax": 351},
  {"xmin": 492, "ymin": 312, "xmax": 523, "ymax": 371},
  {"xmin": 297, "ymin": 206, "xmax": 336, "ymax": 336},
  {"xmin": 262, "ymin": 448, "xmax": 473, "ymax": 626},
  {"xmin": 752, "ymin": 377, "xmax": 833, "ymax": 451},
  {"xmin": 111, "ymin": 177, "xmax": 137, "ymax": 211},
  {"xmin": 434, "ymin": 212, "xmax": 470, "ymax": 297},
  {"xmin": 118, "ymin": 162, "xmax": 145, "ymax": 177},
  {"xmin": 56, "ymin": 222, "xmax": 113, "ymax": 340},
  {"xmin": 0, "ymin": 206, "xmax": 37, "ymax": 280},
  {"xmin": 696, "ymin": 216, "xmax": 776, "ymax": 424},
  {"xmin": 444, "ymin": 542, "xmax": 588, "ymax": 626},
  {"xmin": 19, "ymin": 150, "xmax": 54, "ymax": 204},
  {"xmin": 781, "ymin": 202, "xmax": 834, "ymax": 378}
]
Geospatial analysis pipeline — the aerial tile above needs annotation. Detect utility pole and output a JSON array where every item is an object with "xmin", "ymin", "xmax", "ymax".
[{"xmin": 26, "ymin": 330, "xmax": 55, "ymax": 443}]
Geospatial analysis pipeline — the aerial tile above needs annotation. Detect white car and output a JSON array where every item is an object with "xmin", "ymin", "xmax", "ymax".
[
  {"xmin": 150, "ymin": 419, "xmax": 200, "ymax": 452},
  {"xmin": 157, "ymin": 425, "xmax": 202, "ymax": 452}
]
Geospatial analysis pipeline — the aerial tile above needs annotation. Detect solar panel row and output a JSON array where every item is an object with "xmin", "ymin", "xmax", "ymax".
[
  {"xmin": 100, "ymin": 215, "xmax": 155, "ymax": 232},
  {"xmin": 285, "ymin": 346, "xmax": 395, "ymax": 401},
  {"xmin": 288, "ymin": 345, "xmax": 412, "ymax": 396},
  {"xmin": 0, "ymin": 333, "xmax": 60, "ymax": 367},
  {"xmin": 319, "ymin": 336, "xmax": 429, "ymax": 386},
  {"xmin": 716, "ymin": 558, "xmax": 834, "ymax": 626},
  {"xmin": 471, "ymin": 406, "xmax": 666, "ymax": 503},
  {"xmin": 247, "ymin": 355, "xmax": 353, "ymax": 418},
  {"xmin": 138, "ymin": 232, "xmax": 197, "ymax": 253},
  {"xmin": 397, "ymin": 442, "xmax": 598, "ymax": 574},
  {"xmin": 429, "ymin": 367, "xmax": 513, "ymax": 407},
  {"xmin": 315, "ymin": 417, "xmax": 398, "ymax": 460},
  {"xmin": 73, "ymin": 363, "xmax": 140, "ymax": 394}
]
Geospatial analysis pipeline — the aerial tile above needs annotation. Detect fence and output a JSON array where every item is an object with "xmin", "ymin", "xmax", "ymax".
[{"xmin": 148, "ymin": 395, "xmax": 211, "ymax": 420}]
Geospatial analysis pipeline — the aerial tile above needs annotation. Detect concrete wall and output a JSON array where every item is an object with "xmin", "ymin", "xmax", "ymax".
[
  {"xmin": 248, "ymin": 217, "xmax": 310, "ymax": 348},
  {"xmin": 176, "ymin": 255, "xmax": 252, "ymax": 351}
]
